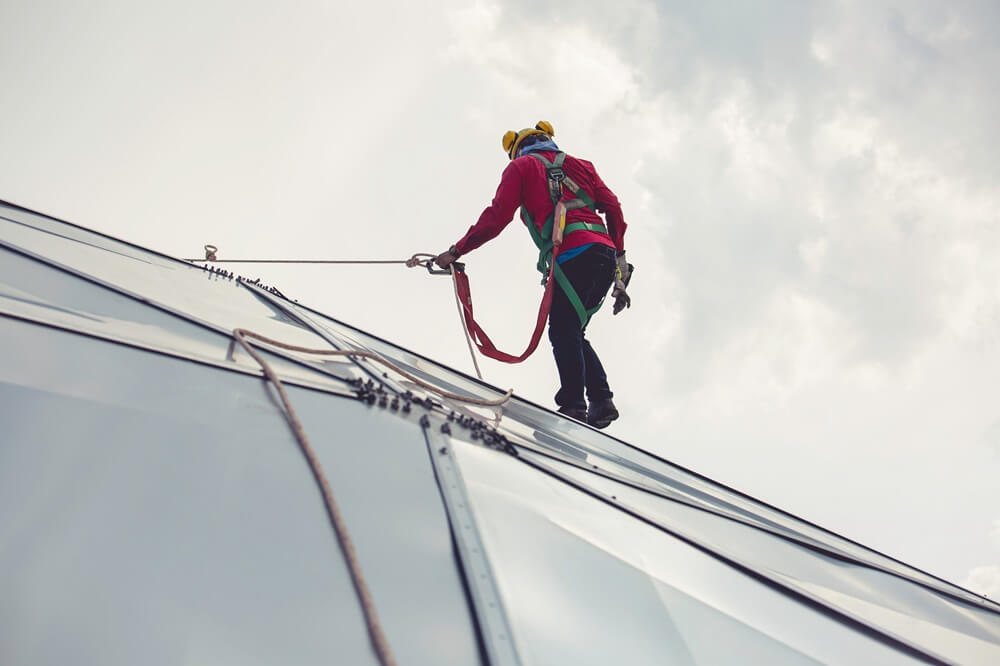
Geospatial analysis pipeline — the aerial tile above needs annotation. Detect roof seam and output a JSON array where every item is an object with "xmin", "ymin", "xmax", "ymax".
[
  {"xmin": 0, "ymin": 236, "xmax": 367, "ymax": 394},
  {"xmin": 0, "ymin": 309, "xmax": 360, "ymax": 401},
  {"xmin": 513, "ymin": 443, "xmax": 1000, "ymax": 615},
  {"xmin": 516, "ymin": 453, "xmax": 955, "ymax": 665}
]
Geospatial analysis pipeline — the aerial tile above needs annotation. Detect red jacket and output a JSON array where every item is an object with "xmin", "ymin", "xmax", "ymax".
[{"xmin": 454, "ymin": 151, "xmax": 627, "ymax": 258}]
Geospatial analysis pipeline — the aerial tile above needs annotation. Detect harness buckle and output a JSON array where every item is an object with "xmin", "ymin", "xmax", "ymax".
[{"xmin": 547, "ymin": 167, "xmax": 565, "ymax": 204}]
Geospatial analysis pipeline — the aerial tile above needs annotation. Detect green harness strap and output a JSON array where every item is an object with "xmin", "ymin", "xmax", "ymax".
[{"xmin": 520, "ymin": 151, "xmax": 610, "ymax": 328}]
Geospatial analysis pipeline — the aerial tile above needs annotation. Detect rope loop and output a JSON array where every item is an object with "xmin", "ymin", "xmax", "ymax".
[
  {"xmin": 233, "ymin": 328, "xmax": 511, "ymax": 407},
  {"xmin": 405, "ymin": 252, "xmax": 435, "ymax": 268}
]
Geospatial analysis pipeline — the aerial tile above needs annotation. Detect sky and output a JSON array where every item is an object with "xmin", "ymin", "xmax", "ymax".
[{"xmin": 2, "ymin": 0, "xmax": 999, "ymax": 598}]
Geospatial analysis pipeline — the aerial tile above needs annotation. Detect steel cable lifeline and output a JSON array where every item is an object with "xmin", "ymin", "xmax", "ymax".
[
  {"xmin": 189, "ymin": 248, "xmax": 491, "ymax": 378},
  {"xmin": 190, "ymin": 245, "xmax": 558, "ymax": 373}
]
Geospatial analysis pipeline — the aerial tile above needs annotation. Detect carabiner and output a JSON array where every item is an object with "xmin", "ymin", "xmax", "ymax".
[{"xmin": 426, "ymin": 261, "xmax": 465, "ymax": 276}]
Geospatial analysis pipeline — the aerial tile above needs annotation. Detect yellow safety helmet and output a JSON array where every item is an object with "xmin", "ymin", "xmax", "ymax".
[{"xmin": 501, "ymin": 120, "xmax": 555, "ymax": 160}]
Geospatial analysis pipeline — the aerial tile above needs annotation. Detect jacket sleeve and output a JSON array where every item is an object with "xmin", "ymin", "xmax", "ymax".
[
  {"xmin": 589, "ymin": 164, "xmax": 627, "ymax": 253},
  {"xmin": 453, "ymin": 161, "xmax": 524, "ymax": 256}
]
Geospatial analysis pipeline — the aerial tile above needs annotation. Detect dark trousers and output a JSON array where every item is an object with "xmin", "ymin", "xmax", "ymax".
[{"xmin": 548, "ymin": 244, "xmax": 616, "ymax": 411}]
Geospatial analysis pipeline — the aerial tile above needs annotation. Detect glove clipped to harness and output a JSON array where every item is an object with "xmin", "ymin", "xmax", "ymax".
[{"xmin": 612, "ymin": 251, "xmax": 633, "ymax": 315}]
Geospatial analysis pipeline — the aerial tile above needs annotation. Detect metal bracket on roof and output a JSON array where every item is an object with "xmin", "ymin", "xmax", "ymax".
[{"xmin": 419, "ymin": 418, "xmax": 522, "ymax": 666}]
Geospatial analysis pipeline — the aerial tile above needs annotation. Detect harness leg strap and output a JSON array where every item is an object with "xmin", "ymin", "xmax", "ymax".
[{"xmin": 553, "ymin": 263, "xmax": 605, "ymax": 329}]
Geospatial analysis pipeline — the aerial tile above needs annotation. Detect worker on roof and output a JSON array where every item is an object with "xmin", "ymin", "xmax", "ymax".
[{"xmin": 434, "ymin": 121, "xmax": 631, "ymax": 428}]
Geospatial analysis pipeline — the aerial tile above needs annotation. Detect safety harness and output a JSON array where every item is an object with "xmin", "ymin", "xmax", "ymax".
[
  {"xmin": 521, "ymin": 151, "xmax": 611, "ymax": 328},
  {"xmin": 450, "ymin": 151, "xmax": 613, "ymax": 364}
]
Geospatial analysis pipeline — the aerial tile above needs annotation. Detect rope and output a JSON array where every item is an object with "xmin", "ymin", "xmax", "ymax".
[
  {"xmin": 232, "ymin": 328, "xmax": 513, "ymax": 407},
  {"xmin": 188, "ymin": 246, "xmax": 486, "ymax": 377},
  {"xmin": 232, "ymin": 325, "xmax": 515, "ymax": 662},
  {"xmin": 232, "ymin": 328, "xmax": 397, "ymax": 666},
  {"xmin": 448, "ymin": 264, "xmax": 484, "ymax": 380}
]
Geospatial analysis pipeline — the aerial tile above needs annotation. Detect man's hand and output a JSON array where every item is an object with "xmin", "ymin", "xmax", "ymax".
[
  {"xmin": 612, "ymin": 283, "xmax": 631, "ymax": 314},
  {"xmin": 435, "ymin": 250, "xmax": 458, "ymax": 269},
  {"xmin": 612, "ymin": 252, "xmax": 633, "ymax": 315},
  {"xmin": 435, "ymin": 245, "xmax": 462, "ymax": 269}
]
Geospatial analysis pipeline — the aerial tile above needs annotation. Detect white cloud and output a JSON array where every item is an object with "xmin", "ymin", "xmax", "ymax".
[
  {"xmin": 810, "ymin": 38, "xmax": 833, "ymax": 65},
  {"xmin": 965, "ymin": 566, "xmax": 1000, "ymax": 599},
  {"xmin": 798, "ymin": 238, "xmax": 828, "ymax": 274},
  {"xmin": 964, "ymin": 519, "xmax": 1000, "ymax": 597}
]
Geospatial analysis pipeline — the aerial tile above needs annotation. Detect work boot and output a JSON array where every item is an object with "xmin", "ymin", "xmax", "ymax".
[
  {"xmin": 587, "ymin": 398, "xmax": 619, "ymax": 429},
  {"xmin": 557, "ymin": 406, "xmax": 588, "ymax": 423}
]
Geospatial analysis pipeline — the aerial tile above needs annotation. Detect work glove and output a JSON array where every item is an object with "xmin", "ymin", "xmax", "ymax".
[
  {"xmin": 612, "ymin": 252, "xmax": 633, "ymax": 315},
  {"xmin": 434, "ymin": 245, "xmax": 461, "ymax": 269}
]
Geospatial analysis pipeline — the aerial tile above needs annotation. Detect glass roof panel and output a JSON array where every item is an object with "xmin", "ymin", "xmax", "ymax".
[
  {"xmin": 495, "ymin": 403, "xmax": 989, "ymax": 605},
  {"xmin": 532, "ymin": 452, "xmax": 1000, "ymax": 654},
  {"xmin": 0, "ymin": 244, "xmax": 357, "ymax": 391},
  {"xmin": 450, "ymin": 437, "xmax": 929, "ymax": 666},
  {"xmin": 0, "ymin": 323, "xmax": 381, "ymax": 666},
  {"xmin": 0, "ymin": 315, "xmax": 483, "ymax": 666},
  {"xmin": 277, "ymin": 279, "xmax": 997, "ymax": 610},
  {"xmin": 1, "ymin": 204, "xmax": 180, "ymax": 268},
  {"xmin": 0, "ymin": 217, "xmax": 328, "ymax": 351}
]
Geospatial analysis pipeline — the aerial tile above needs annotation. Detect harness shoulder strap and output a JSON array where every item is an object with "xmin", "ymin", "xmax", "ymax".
[
  {"xmin": 522, "ymin": 151, "xmax": 611, "ymax": 328},
  {"xmin": 528, "ymin": 152, "xmax": 553, "ymax": 168},
  {"xmin": 528, "ymin": 152, "xmax": 567, "ymax": 204}
]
